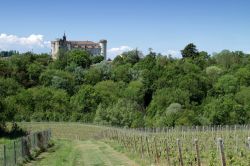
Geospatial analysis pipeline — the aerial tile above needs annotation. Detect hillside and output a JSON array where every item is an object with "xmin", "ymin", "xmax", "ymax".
[{"xmin": 1, "ymin": 44, "xmax": 250, "ymax": 129}]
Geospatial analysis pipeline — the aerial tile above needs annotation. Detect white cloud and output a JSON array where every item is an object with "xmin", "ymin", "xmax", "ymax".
[
  {"xmin": 0, "ymin": 33, "xmax": 50, "ymax": 52},
  {"xmin": 164, "ymin": 50, "xmax": 181, "ymax": 58},
  {"xmin": 107, "ymin": 45, "xmax": 132, "ymax": 59}
]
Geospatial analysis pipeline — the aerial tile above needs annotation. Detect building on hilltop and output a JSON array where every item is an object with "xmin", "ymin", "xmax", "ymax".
[{"xmin": 51, "ymin": 34, "xmax": 107, "ymax": 60}]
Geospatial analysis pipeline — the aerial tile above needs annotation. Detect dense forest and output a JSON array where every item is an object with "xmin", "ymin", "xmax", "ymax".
[{"xmin": 1, "ymin": 43, "xmax": 250, "ymax": 128}]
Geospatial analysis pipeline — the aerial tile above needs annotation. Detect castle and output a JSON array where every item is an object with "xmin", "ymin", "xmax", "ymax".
[{"xmin": 51, "ymin": 34, "xmax": 107, "ymax": 60}]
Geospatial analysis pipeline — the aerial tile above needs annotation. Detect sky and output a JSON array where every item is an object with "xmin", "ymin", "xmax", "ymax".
[{"xmin": 0, "ymin": 0, "xmax": 250, "ymax": 59}]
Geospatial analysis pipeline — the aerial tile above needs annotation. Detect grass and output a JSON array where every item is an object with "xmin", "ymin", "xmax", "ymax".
[
  {"xmin": 25, "ymin": 139, "xmax": 80, "ymax": 166},
  {"xmin": 106, "ymin": 140, "xmax": 151, "ymax": 166},
  {"xmin": 25, "ymin": 139, "xmax": 139, "ymax": 166},
  {"xmin": 14, "ymin": 122, "xmax": 140, "ymax": 166}
]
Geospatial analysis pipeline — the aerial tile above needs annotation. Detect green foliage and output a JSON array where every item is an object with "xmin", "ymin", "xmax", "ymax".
[
  {"xmin": 91, "ymin": 55, "xmax": 104, "ymax": 64},
  {"xmin": 0, "ymin": 77, "xmax": 23, "ymax": 97},
  {"xmin": 70, "ymin": 85, "xmax": 100, "ymax": 114},
  {"xmin": 181, "ymin": 43, "xmax": 199, "ymax": 58},
  {"xmin": 113, "ymin": 50, "xmax": 142, "ymax": 65},
  {"xmin": 205, "ymin": 66, "xmax": 222, "ymax": 83},
  {"xmin": 155, "ymin": 103, "xmax": 183, "ymax": 127},
  {"xmin": 146, "ymin": 88, "xmax": 190, "ymax": 118},
  {"xmin": 213, "ymin": 50, "xmax": 245, "ymax": 69},
  {"xmin": 235, "ymin": 67, "xmax": 250, "ymax": 86},
  {"xmin": 214, "ymin": 74, "xmax": 239, "ymax": 94},
  {"xmin": 111, "ymin": 64, "xmax": 132, "ymax": 83},
  {"xmin": 39, "ymin": 69, "xmax": 75, "ymax": 94},
  {"xmin": 83, "ymin": 67, "xmax": 102, "ymax": 85},
  {"xmin": 67, "ymin": 49, "xmax": 92, "ymax": 68},
  {"xmin": 1, "ymin": 47, "xmax": 250, "ymax": 127},
  {"xmin": 203, "ymin": 96, "xmax": 244, "ymax": 125},
  {"xmin": 94, "ymin": 80, "xmax": 125, "ymax": 106},
  {"xmin": 95, "ymin": 99, "xmax": 144, "ymax": 128},
  {"xmin": 27, "ymin": 62, "xmax": 44, "ymax": 85},
  {"xmin": 123, "ymin": 80, "xmax": 145, "ymax": 106},
  {"xmin": 4, "ymin": 87, "xmax": 70, "ymax": 121}
]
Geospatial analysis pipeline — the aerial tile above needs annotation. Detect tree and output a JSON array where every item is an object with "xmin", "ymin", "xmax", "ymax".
[
  {"xmin": 155, "ymin": 103, "xmax": 183, "ymax": 127},
  {"xmin": 0, "ymin": 77, "xmax": 23, "ymax": 125},
  {"xmin": 70, "ymin": 85, "xmax": 100, "ymax": 114},
  {"xmin": 214, "ymin": 74, "xmax": 239, "ymax": 95},
  {"xmin": 113, "ymin": 49, "xmax": 142, "ymax": 65},
  {"xmin": 0, "ymin": 59, "xmax": 11, "ymax": 77},
  {"xmin": 4, "ymin": 87, "xmax": 70, "ymax": 121},
  {"xmin": 213, "ymin": 50, "xmax": 245, "ymax": 69},
  {"xmin": 235, "ymin": 67, "xmax": 250, "ymax": 86},
  {"xmin": 181, "ymin": 43, "xmax": 199, "ymax": 58},
  {"xmin": 94, "ymin": 99, "xmax": 144, "ymax": 128},
  {"xmin": 123, "ymin": 80, "xmax": 146, "ymax": 106},
  {"xmin": 39, "ymin": 69, "xmax": 75, "ymax": 94},
  {"xmin": 203, "ymin": 96, "xmax": 244, "ymax": 125},
  {"xmin": 0, "ymin": 77, "xmax": 23, "ymax": 97},
  {"xmin": 94, "ymin": 80, "xmax": 125, "ymax": 106},
  {"xmin": 93, "ymin": 61, "xmax": 112, "ymax": 80},
  {"xmin": 91, "ymin": 55, "xmax": 104, "ymax": 64},
  {"xmin": 111, "ymin": 64, "xmax": 132, "ymax": 83},
  {"xmin": 146, "ymin": 88, "xmax": 190, "ymax": 118},
  {"xmin": 83, "ymin": 67, "xmax": 102, "ymax": 85},
  {"xmin": 67, "ymin": 49, "xmax": 91, "ymax": 68},
  {"xmin": 27, "ymin": 62, "xmax": 44, "ymax": 85},
  {"xmin": 235, "ymin": 87, "xmax": 250, "ymax": 123},
  {"xmin": 205, "ymin": 66, "xmax": 222, "ymax": 83}
]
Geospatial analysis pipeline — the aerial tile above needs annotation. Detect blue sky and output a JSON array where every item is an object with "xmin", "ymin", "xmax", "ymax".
[{"xmin": 0, "ymin": 0, "xmax": 250, "ymax": 58}]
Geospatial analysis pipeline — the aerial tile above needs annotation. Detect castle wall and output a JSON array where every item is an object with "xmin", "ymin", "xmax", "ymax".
[{"xmin": 51, "ymin": 36, "xmax": 107, "ymax": 60}]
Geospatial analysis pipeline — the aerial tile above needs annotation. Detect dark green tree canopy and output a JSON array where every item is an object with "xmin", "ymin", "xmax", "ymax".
[{"xmin": 181, "ymin": 43, "xmax": 199, "ymax": 58}]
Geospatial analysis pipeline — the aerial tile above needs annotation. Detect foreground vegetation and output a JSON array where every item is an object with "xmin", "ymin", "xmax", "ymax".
[
  {"xmin": 18, "ymin": 122, "xmax": 140, "ymax": 166},
  {"xmin": 25, "ymin": 139, "xmax": 139, "ymax": 166},
  {"xmin": 14, "ymin": 122, "xmax": 250, "ymax": 166},
  {"xmin": 103, "ymin": 126, "xmax": 250, "ymax": 165},
  {"xmin": 1, "ymin": 44, "xmax": 250, "ymax": 129}
]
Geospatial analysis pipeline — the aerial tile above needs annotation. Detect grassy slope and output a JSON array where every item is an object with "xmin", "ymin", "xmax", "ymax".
[
  {"xmin": 26, "ymin": 139, "xmax": 139, "ymax": 166},
  {"xmin": 17, "ymin": 122, "xmax": 140, "ymax": 166}
]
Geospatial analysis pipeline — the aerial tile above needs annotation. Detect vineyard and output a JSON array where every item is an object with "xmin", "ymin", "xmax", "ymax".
[
  {"xmin": 102, "ymin": 125, "xmax": 250, "ymax": 166},
  {"xmin": 7, "ymin": 123, "xmax": 250, "ymax": 165}
]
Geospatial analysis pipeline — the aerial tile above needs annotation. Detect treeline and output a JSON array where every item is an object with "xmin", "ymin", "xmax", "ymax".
[
  {"xmin": 0, "ymin": 50, "xmax": 19, "ymax": 57},
  {"xmin": 1, "ymin": 44, "xmax": 250, "ymax": 128}
]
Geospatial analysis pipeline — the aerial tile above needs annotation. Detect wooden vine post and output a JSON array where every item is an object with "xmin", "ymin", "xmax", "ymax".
[
  {"xmin": 248, "ymin": 137, "xmax": 250, "ymax": 149},
  {"xmin": 218, "ymin": 138, "xmax": 226, "ymax": 166},
  {"xmin": 194, "ymin": 139, "xmax": 201, "ymax": 166},
  {"xmin": 165, "ymin": 140, "xmax": 171, "ymax": 166},
  {"xmin": 146, "ymin": 136, "xmax": 150, "ymax": 157},
  {"xmin": 177, "ymin": 139, "xmax": 184, "ymax": 166},
  {"xmin": 14, "ymin": 141, "xmax": 17, "ymax": 164},
  {"xmin": 154, "ymin": 137, "xmax": 159, "ymax": 164},
  {"xmin": 133, "ymin": 135, "xmax": 137, "ymax": 153},
  {"xmin": 3, "ymin": 144, "xmax": 7, "ymax": 166},
  {"xmin": 140, "ymin": 135, "xmax": 144, "ymax": 158}
]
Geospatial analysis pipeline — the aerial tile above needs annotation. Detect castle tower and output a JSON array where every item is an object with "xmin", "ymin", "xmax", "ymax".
[
  {"xmin": 99, "ymin": 39, "xmax": 107, "ymax": 60},
  {"xmin": 51, "ymin": 39, "xmax": 60, "ymax": 59},
  {"xmin": 63, "ymin": 33, "xmax": 66, "ymax": 42}
]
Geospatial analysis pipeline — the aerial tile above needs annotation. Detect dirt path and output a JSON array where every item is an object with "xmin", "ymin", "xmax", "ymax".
[{"xmin": 26, "ymin": 139, "xmax": 139, "ymax": 166}]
